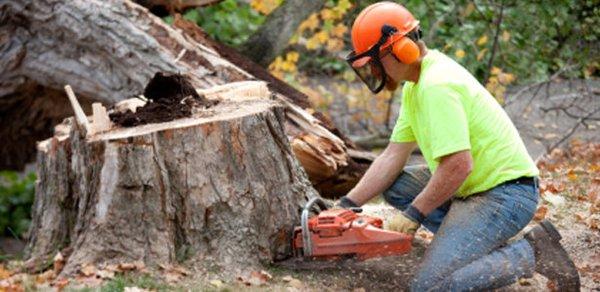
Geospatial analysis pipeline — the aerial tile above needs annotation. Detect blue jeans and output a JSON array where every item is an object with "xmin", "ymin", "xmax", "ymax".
[{"xmin": 383, "ymin": 165, "xmax": 539, "ymax": 291}]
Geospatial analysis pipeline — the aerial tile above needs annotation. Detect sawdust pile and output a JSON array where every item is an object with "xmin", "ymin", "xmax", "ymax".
[{"xmin": 110, "ymin": 72, "xmax": 218, "ymax": 127}]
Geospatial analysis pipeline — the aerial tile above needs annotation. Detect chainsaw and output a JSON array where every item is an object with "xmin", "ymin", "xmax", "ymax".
[{"xmin": 292, "ymin": 197, "xmax": 413, "ymax": 260}]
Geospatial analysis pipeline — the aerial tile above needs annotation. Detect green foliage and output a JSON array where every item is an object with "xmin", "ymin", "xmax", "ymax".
[
  {"xmin": 100, "ymin": 274, "xmax": 169, "ymax": 292},
  {"xmin": 299, "ymin": 53, "xmax": 346, "ymax": 75},
  {"xmin": 395, "ymin": 0, "xmax": 598, "ymax": 82},
  {"xmin": 0, "ymin": 171, "xmax": 36, "ymax": 238},
  {"xmin": 178, "ymin": 0, "xmax": 266, "ymax": 47},
  {"xmin": 182, "ymin": 0, "xmax": 598, "ymax": 83}
]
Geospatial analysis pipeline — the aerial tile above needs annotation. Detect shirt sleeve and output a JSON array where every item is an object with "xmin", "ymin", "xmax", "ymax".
[
  {"xmin": 390, "ymin": 99, "xmax": 415, "ymax": 143},
  {"xmin": 421, "ymin": 85, "xmax": 471, "ymax": 160}
]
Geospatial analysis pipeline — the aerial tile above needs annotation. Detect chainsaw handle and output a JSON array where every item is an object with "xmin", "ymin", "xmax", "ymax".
[
  {"xmin": 349, "ymin": 207, "xmax": 363, "ymax": 213},
  {"xmin": 301, "ymin": 197, "xmax": 328, "ymax": 256},
  {"xmin": 301, "ymin": 197, "xmax": 362, "ymax": 256}
]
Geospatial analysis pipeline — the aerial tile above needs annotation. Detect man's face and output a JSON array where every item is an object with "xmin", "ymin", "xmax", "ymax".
[{"xmin": 380, "ymin": 50, "xmax": 412, "ymax": 91}]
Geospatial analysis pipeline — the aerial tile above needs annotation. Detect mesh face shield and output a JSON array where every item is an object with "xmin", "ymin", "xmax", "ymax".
[
  {"xmin": 346, "ymin": 25, "xmax": 397, "ymax": 94},
  {"xmin": 346, "ymin": 53, "xmax": 387, "ymax": 93}
]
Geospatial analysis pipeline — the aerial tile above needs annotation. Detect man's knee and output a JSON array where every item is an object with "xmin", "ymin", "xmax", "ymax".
[
  {"xmin": 411, "ymin": 265, "xmax": 459, "ymax": 292},
  {"xmin": 382, "ymin": 187, "xmax": 411, "ymax": 210},
  {"xmin": 411, "ymin": 272, "xmax": 445, "ymax": 292},
  {"xmin": 382, "ymin": 165, "xmax": 429, "ymax": 209}
]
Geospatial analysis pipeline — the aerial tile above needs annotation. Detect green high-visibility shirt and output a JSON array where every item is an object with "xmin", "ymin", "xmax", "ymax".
[{"xmin": 390, "ymin": 50, "xmax": 538, "ymax": 197}]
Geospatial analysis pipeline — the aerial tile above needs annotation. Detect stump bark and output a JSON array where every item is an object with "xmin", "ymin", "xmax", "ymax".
[{"xmin": 27, "ymin": 97, "xmax": 319, "ymax": 275}]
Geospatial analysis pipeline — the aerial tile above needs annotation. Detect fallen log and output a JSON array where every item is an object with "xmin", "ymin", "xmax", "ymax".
[{"xmin": 27, "ymin": 78, "xmax": 319, "ymax": 276}]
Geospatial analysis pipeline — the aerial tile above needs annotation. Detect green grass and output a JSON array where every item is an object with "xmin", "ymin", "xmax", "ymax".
[{"xmin": 99, "ymin": 274, "xmax": 170, "ymax": 292}]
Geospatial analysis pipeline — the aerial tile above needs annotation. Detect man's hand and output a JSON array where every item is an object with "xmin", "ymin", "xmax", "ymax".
[{"xmin": 385, "ymin": 211, "xmax": 420, "ymax": 234}]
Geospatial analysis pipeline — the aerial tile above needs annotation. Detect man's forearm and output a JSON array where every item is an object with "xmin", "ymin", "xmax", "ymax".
[
  {"xmin": 411, "ymin": 150, "xmax": 473, "ymax": 215},
  {"xmin": 346, "ymin": 142, "xmax": 416, "ymax": 206}
]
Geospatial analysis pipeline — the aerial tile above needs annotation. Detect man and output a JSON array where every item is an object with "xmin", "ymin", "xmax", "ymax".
[{"xmin": 337, "ymin": 2, "xmax": 580, "ymax": 291}]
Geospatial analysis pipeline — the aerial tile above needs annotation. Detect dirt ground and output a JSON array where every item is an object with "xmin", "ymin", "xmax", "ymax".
[
  {"xmin": 186, "ymin": 145, "xmax": 600, "ymax": 292},
  {"xmin": 161, "ymin": 189, "xmax": 597, "ymax": 292},
  {"xmin": 263, "ymin": 199, "xmax": 600, "ymax": 292}
]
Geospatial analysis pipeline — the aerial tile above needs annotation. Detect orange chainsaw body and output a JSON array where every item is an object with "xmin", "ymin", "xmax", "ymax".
[{"xmin": 293, "ymin": 208, "xmax": 413, "ymax": 260}]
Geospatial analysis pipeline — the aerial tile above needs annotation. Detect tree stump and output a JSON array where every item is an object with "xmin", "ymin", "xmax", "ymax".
[{"xmin": 26, "ymin": 97, "xmax": 319, "ymax": 275}]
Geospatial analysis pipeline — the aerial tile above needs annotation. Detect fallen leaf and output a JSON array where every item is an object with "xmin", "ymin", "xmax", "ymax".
[
  {"xmin": 0, "ymin": 281, "xmax": 23, "ymax": 292},
  {"xmin": 97, "ymin": 269, "xmax": 115, "ymax": 279},
  {"xmin": 124, "ymin": 287, "xmax": 150, "ymax": 292},
  {"xmin": 53, "ymin": 252, "xmax": 65, "ymax": 275},
  {"xmin": 586, "ymin": 214, "xmax": 600, "ymax": 230},
  {"xmin": 542, "ymin": 192, "xmax": 566, "ymax": 207},
  {"xmin": 543, "ymin": 133, "xmax": 559, "ymax": 140},
  {"xmin": 119, "ymin": 261, "xmax": 145, "ymax": 271},
  {"xmin": 35, "ymin": 269, "xmax": 55, "ymax": 284},
  {"xmin": 567, "ymin": 170, "xmax": 578, "ymax": 181},
  {"xmin": 53, "ymin": 277, "xmax": 69, "ymax": 290},
  {"xmin": 544, "ymin": 181, "xmax": 566, "ymax": 193},
  {"xmin": 209, "ymin": 279, "xmax": 223, "ymax": 288},
  {"xmin": 119, "ymin": 263, "xmax": 135, "ymax": 271},
  {"xmin": 75, "ymin": 275, "xmax": 103, "ymax": 287},
  {"xmin": 574, "ymin": 212, "xmax": 587, "ymax": 222},
  {"xmin": 164, "ymin": 271, "xmax": 183, "ymax": 284},
  {"xmin": 546, "ymin": 279, "xmax": 558, "ymax": 291},
  {"xmin": 282, "ymin": 275, "xmax": 296, "ymax": 282},
  {"xmin": 353, "ymin": 288, "xmax": 366, "ymax": 292},
  {"xmin": 288, "ymin": 278, "xmax": 303, "ymax": 289},
  {"xmin": 533, "ymin": 205, "xmax": 548, "ymax": 221},
  {"xmin": 256, "ymin": 270, "xmax": 272, "ymax": 281},
  {"xmin": 246, "ymin": 276, "xmax": 265, "ymax": 286},
  {"xmin": 518, "ymin": 278, "xmax": 531, "ymax": 286},
  {"xmin": 0, "ymin": 265, "xmax": 11, "ymax": 280},
  {"xmin": 80, "ymin": 264, "xmax": 97, "ymax": 277}
]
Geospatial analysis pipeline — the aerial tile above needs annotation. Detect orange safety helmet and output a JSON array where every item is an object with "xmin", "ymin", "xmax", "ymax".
[
  {"xmin": 345, "ymin": 2, "xmax": 421, "ymax": 93},
  {"xmin": 351, "ymin": 1, "xmax": 421, "ymax": 65}
]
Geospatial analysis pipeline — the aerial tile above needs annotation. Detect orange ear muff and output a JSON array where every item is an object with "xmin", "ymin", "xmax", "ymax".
[{"xmin": 392, "ymin": 37, "xmax": 420, "ymax": 64}]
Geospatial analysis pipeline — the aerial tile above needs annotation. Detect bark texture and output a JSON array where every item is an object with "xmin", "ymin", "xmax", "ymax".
[
  {"xmin": 135, "ymin": 0, "xmax": 223, "ymax": 16},
  {"xmin": 27, "ymin": 99, "xmax": 318, "ymax": 275},
  {"xmin": 242, "ymin": 0, "xmax": 327, "ymax": 67}
]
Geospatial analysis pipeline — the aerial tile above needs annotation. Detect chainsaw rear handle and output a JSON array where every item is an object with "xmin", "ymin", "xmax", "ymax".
[{"xmin": 301, "ymin": 197, "xmax": 363, "ymax": 256}]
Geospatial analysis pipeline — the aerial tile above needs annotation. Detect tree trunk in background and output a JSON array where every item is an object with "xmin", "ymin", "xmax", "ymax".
[
  {"xmin": 241, "ymin": 0, "xmax": 327, "ymax": 67},
  {"xmin": 0, "ymin": 0, "xmax": 250, "ymax": 170},
  {"xmin": 134, "ymin": 0, "xmax": 223, "ymax": 16},
  {"xmin": 27, "ymin": 96, "xmax": 318, "ymax": 276}
]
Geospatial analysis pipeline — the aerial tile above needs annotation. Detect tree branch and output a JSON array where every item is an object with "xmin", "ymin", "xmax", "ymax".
[
  {"xmin": 483, "ymin": 0, "xmax": 505, "ymax": 85},
  {"xmin": 547, "ymin": 106, "xmax": 600, "ymax": 151}
]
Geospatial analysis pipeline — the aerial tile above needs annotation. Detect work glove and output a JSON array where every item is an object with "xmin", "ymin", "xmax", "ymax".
[
  {"xmin": 332, "ymin": 196, "xmax": 359, "ymax": 210},
  {"xmin": 385, "ymin": 205, "xmax": 425, "ymax": 235}
]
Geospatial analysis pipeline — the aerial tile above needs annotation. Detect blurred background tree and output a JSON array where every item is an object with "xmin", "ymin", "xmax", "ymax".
[{"xmin": 174, "ymin": 0, "xmax": 598, "ymax": 138}]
